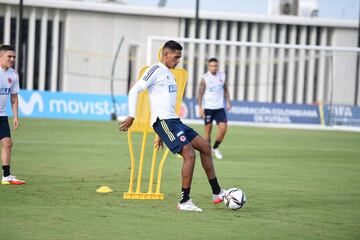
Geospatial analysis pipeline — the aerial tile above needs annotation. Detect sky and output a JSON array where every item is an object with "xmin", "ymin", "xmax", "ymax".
[{"xmin": 127, "ymin": 0, "xmax": 360, "ymax": 20}]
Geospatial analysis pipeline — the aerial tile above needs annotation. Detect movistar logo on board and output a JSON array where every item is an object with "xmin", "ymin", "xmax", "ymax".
[
  {"xmin": 48, "ymin": 100, "xmax": 126, "ymax": 115},
  {"xmin": 18, "ymin": 92, "xmax": 44, "ymax": 115},
  {"xmin": 16, "ymin": 91, "xmax": 128, "ymax": 119}
]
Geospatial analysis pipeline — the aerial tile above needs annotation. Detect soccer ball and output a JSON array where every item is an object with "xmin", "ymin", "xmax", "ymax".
[{"xmin": 224, "ymin": 188, "xmax": 246, "ymax": 210}]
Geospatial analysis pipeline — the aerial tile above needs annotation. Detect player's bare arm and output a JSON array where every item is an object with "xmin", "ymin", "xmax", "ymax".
[
  {"xmin": 10, "ymin": 93, "xmax": 19, "ymax": 130},
  {"xmin": 197, "ymin": 79, "xmax": 206, "ymax": 118},
  {"xmin": 119, "ymin": 116, "xmax": 134, "ymax": 131},
  {"xmin": 154, "ymin": 136, "xmax": 163, "ymax": 150},
  {"xmin": 224, "ymin": 81, "xmax": 231, "ymax": 111}
]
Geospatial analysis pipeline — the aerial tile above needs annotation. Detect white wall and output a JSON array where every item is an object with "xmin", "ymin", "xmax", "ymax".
[
  {"xmin": 63, "ymin": 11, "xmax": 179, "ymax": 95},
  {"xmin": 331, "ymin": 28, "xmax": 358, "ymax": 105}
]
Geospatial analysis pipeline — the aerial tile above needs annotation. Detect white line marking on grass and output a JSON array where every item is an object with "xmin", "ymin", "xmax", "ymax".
[
  {"xmin": 183, "ymin": 120, "xmax": 360, "ymax": 133},
  {"xmin": 226, "ymin": 145, "xmax": 360, "ymax": 153}
]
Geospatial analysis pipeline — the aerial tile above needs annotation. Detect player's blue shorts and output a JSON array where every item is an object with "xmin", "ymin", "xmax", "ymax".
[
  {"xmin": 0, "ymin": 116, "xmax": 11, "ymax": 140},
  {"xmin": 152, "ymin": 118, "xmax": 198, "ymax": 154},
  {"xmin": 204, "ymin": 108, "xmax": 227, "ymax": 125}
]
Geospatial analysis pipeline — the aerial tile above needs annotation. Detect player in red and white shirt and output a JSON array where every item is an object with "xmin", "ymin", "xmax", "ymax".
[{"xmin": 0, "ymin": 45, "xmax": 25, "ymax": 185}]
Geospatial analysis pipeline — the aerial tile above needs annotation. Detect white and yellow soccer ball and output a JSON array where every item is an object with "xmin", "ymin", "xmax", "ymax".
[{"xmin": 224, "ymin": 188, "xmax": 246, "ymax": 210}]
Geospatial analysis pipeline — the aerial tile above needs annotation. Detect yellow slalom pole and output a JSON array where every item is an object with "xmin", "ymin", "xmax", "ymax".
[
  {"xmin": 127, "ymin": 131, "xmax": 135, "ymax": 194},
  {"xmin": 147, "ymin": 134, "xmax": 159, "ymax": 194},
  {"xmin": 135, "ymin": 129, "xmax": 148, "ymax": 193},
  {"xmin": 157, "ymin": 46, "xmax": 163, "ymax": 62}
]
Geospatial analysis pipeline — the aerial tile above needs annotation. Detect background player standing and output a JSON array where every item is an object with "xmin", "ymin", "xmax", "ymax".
[
  {"xmin": 0, "ymin": 45, "xmax": 25, "ymax": 185},
  {"xmin": 198, "ymin": 58, "xmax": 231, "ymax": 160},
  {"xmin": 119, "ymin": 41, "xmax": 225, "ymax": 212}
]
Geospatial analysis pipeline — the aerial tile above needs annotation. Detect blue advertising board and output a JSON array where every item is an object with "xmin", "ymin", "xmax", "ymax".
[
  {"xmin": 7, "ymin": 90, "xmax": 360, "ymax": 127},
  {"xmin": 181, "ymin": 99, "xmax": 321, "ymax": 125},
  {"xmin": 6, "ymin": 90, "xmax": 129, "ymax": 121},
  {"xmin": 228, "ymin": 101, "xmax": 321, "ymax": 124},
  {"xmin": 324, "ymin": 104, "xmax": 360, "ymax": 126}
]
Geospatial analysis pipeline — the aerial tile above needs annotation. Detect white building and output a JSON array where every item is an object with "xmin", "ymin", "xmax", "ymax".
[
  {"xmin": 0, "ymin": 0, "xmax": 359, "ymax": 105},
  {"xmin": 268, "ymin": 0, "xmax": 319, "ymax": 17}
]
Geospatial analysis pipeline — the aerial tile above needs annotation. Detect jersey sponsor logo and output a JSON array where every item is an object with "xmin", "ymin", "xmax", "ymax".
[
  {"xmin": 209, "ymin": 85, "xmax": 224, "ymax": 92},
  {"xmin": 8, "ymin": 78, "xmax": 12, "ymax": 84},
  {"xmin": 143, "ymin": 65, "xmax": 159, "ymax": 81},
  {"xmin": 168, "ymin": 85, "xmax": 177, "ymax": 93},
  {"xmin": 18, "ymin": 92, "xmax": 44, "ymax": 115},
  {"xmin": 0, "ymin": 88, "xmax": 11, "ymax": 95},
  {"xmin": 180, "ymin": 135, "xmax": 186, "ymax": 142}
]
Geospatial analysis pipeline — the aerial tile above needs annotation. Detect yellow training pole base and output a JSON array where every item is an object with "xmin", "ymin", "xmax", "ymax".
[{"xmin": 123, "ymin": 192, "xmax": 164, "ymax": 200}]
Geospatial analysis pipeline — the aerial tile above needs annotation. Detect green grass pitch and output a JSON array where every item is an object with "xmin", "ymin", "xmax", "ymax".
[{"xmin": 0, "ymin": 118, "xmax": 359, "ymax": 240}]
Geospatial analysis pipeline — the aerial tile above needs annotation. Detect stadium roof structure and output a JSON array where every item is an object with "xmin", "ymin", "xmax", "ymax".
[{"xmin": 1, "ymin": 0, "xmax": 357, "ymax": 28}]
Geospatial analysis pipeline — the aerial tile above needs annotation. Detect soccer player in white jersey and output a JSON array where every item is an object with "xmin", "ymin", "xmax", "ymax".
[
  {"xmin": 120, "ymin": 41, "xmax": 225, "ymax": 212},
  {"xmin": 198, "ymin": 58, "xmax": 231, "ymax": 160},
  {"xmin": 0, "ymin": 45, "xmax": 25, "ymax": 185}
]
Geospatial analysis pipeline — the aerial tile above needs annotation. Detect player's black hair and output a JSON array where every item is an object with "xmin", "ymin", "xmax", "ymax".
[
  {"xmin": 163, "ymin": 40, "xmax": 183, "ymax": 51},
  {"xmin": 0, "ymin": 45, "xmax": 15, "ymax": 52},
  {"xmin": 208, "ymin": 58, "xmax": 218, "ymax": 63}
]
